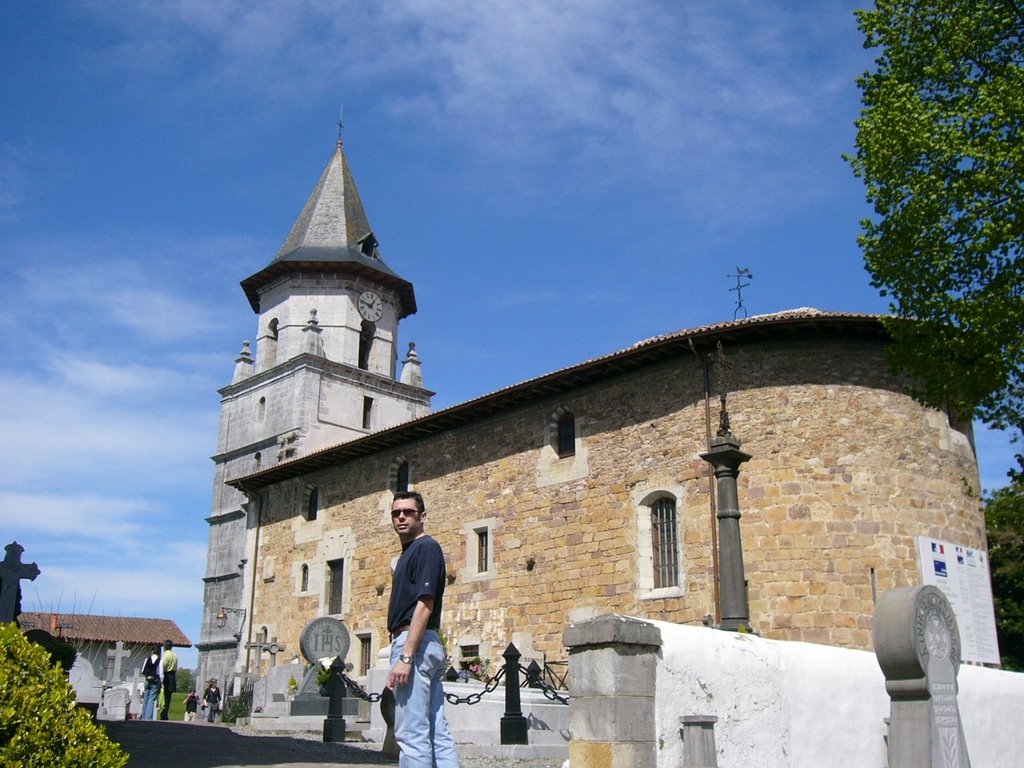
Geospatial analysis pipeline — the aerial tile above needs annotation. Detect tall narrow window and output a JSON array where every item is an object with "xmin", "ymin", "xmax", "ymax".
[
  {"xmin": 265, "ymin": 318, "xmax": 279, "ymax": 367},
  {"xmin": 396, "ymin": 461, "xmax": 410, "ymax": 492},
  {"xmin": 306, "ymin": 487, "xmax": 319, "ymax": 522},
  {"xmin": 257, "ymin": 396, "xmax": 266, "ymax": 422},
  {"xmin": 651, "ymin": 498, "xmax": 680, "ymax": 589},
  {"xmin": 476, "ymin": 529, "xmax": 489, "ymax": 573},
  {"xmin": 359, "ymin": 636, "xmax": 372, "ymax": 676},
  {"xmin": 362, "ymin": 397, "xmax": 374, "ymax": 430},
  {"xmin": 328, "ymin": 559, "xmax": 344, "ymax": 614},
  {"xmin": 358, "ymin": 321, "xmax": 374, "ymax": 370},
  {"xmin": 254, "ymin": 452, "xmax": 262, "ymax": 470},
  {"xmin": 300, "ymin": 564, "xmax": 309, "ymax": 592},
  {"xmin": 556, "ymin": 411, "xmax": 576, "ymax": 457}
]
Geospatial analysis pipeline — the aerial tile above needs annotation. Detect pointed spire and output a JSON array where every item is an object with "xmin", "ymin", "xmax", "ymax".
[
  {"xmin": 400, "ymin": 342, "xmax": 424, "ymax": 388},
  {"xmin": 231, "ymin": 341, "xmax": 254, "ymax": 384},
  {"xmin": 275, "ymin": 141, "xmax": 375, "ymax": 261}
]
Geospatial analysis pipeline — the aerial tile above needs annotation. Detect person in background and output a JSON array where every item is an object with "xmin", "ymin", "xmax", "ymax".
[
  {"xmin": 202, "ymin": 678, "xmax": 222, "ymax": 723},
  {"xmin": 183, "ymin": 690, "xmax": 199, "ymax": 722},
  {"xmin": 141, "ymin": 645, "xmax": 161, "ymax": 721},
  {"xmin": 159, "ymin": 639, "xmax": 178, "ymax": 720}
]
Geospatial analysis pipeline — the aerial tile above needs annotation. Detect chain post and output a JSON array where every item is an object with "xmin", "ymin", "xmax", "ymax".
[{"xmin": 500, "ymin": 643, "xmax": 529, "ymax": 745}]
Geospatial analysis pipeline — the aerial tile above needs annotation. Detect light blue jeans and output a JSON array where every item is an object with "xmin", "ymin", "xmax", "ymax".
[
  {"xmin": 390, "ymin": 630, "xmax": 460, "ymax": 768},
  {"xmin": 141, "ymin": 679, "xmax": 160, "ymax": 720}
]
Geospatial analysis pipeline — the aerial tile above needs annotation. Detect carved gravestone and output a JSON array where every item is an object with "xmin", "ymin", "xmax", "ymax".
[
  {"xmin": 874, "ymin": 585, "xmax": 971, "ymax": 768},
  {"xmin": 290, "ymin": 617, "xmax": 351, "ymax": 716}
]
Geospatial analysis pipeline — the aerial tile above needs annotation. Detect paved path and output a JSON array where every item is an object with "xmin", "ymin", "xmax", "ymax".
[{"xmin": 101, "ymin": 720, "xmax": 563, "ymax": 768}]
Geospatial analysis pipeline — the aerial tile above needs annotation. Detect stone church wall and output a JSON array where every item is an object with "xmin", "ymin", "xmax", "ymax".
[{"xmin": 243, "ymin": 331, "xmax": 981, "ymax": 668}]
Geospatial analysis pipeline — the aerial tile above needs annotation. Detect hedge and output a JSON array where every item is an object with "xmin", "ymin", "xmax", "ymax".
[{"xmin": 0, "ymin": 623, "xmax": 127, "ymax": 767}]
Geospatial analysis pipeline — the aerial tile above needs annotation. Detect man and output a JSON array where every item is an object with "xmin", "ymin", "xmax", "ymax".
[
  {"xmin": 386, "ymin": 491, "xmax": 459, "ymax": 767},
  {"xmin": 159, "ymin": 639, "xmax": 178, "ymax": 720},
  {"xmin": 141, "ymin": 644, "xmax": 161, "ymax": 720}
]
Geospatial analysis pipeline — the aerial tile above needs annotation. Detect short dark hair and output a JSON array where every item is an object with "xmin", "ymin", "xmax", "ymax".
[{"xmin": 392, "ymin": 491, "xmax": 425, "ymax": 514}]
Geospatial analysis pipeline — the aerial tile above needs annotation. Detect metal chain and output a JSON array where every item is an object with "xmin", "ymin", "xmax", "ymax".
[
  {"xmin": 444, "ymin": 666, "xmax": 505, "ymax": 705},
  {"xmin": 338, "ymin": 662, "xmax": 569, "ymax": 707},
  {"xmin": 521, "ymin": 664, "xmax": 570, "ymax": 705},
  {"xmin": 339, "ymin": 671, "xmax": 382, "ymax": 703}
]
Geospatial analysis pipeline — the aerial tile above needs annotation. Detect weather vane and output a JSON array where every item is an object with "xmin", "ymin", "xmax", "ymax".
[
  {"xmin": 337, "ymin": 103, "xmax": 345, "ymax": 144},
  {"xmin": 727, "ymin": 267, "xmax": 753, "ymax": 320}
]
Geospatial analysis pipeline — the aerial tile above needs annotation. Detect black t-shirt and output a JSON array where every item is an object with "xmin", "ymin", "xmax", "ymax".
[{"xmin": 387, "ymin": 535, "xmax": 446, "ymax": 634}]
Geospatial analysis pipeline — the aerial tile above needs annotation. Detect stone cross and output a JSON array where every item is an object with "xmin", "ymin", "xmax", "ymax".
[
  {"xmin": 0, "ymin": 541, "xmax": 40, "ymax": 622},
  {"xmin": 266, "ymin": 637, "xmax": 286, "ymax": 668},
  {"xmin": 874, "ymin": 585, "xmax": 972, "ymax": 768},
  {"xmin": 106, "ymin": 641, "xmax": 130, "ymax": 683},
  {"xmin": 130, "ymin": 669, "xmax": 143, "ymax": 717}
]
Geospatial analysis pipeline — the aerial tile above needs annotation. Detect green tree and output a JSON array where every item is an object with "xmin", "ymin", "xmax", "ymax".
[
  {"xmin": 847, "ymin": 0, "xmax": 1023, "ymax": 434},
  {"xmin": 176, "ymin": 667, "xmax": 194, "ymax": 693},
  {"xmin": 985, "ymin": 460, "xmax": 1024, "ymax": 669},
  {"xmin": 0, "ymin": 623, "xmax": 126, "ymax": 767}
]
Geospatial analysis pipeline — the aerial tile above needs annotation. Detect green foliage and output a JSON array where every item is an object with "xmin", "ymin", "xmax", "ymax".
[
  {"xmin": 847, "ymin": 0, "xmax": 1024, "ymax": 435},
  {"xmin": 986, "ymin": 461, "xmax": 1024, "ymax": 669},
  {"xmin": 220, "ymin": 696, "xmax": 249, "ymax": 724},
  {"xmin": 176, "ymin": 667, "xmax": 194, "ymax": 693},
  {"xmin": 47, "ymin": 641, "xmax": 77, "ymax": 675},
  {"xmin": 0, "ymin": 623, "xmax": 127, "ymax": 768}
]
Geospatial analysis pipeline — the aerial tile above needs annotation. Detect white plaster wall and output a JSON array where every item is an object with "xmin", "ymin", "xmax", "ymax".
[{"xmin": 651, "ymin": 620, "xmax": 1024, "ymax": 768}]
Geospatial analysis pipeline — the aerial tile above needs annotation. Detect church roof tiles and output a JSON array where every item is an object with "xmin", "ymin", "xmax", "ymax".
[
  {"xmin": 229, "ymin": 308, "xmax": 887, "ymax": 492},
  {"xmin": 19, "ymin": 612, "xmax": 191, "ymax": 647}
]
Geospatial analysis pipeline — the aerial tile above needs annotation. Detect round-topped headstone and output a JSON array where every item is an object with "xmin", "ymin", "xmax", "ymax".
[{"xmin": 299, "ymin": 617, "xmax": 350, "ymax": 665}]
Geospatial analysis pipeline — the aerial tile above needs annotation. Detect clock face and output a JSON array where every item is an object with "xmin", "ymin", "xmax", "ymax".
[{"xmin": 357, "ymin": 290, "xmax": 383, "ymax": 322}]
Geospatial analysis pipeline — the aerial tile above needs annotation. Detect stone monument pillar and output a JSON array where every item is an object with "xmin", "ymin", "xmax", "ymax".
[
  {"xmin": 563, "ymin": 614, "xmax": 662, "ymax": 768},
  {"xmin": 874, "ymin": 585, "xmax": 972, "ymax": 768},
  {"xmin": 700, "ymin": 432, "xmax": 752, "ymax": 632}
]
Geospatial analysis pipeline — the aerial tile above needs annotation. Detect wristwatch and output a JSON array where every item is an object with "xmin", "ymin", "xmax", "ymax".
[{"xmin": 398, "ymin": 653, "xmax": 413, "ymax": 664}]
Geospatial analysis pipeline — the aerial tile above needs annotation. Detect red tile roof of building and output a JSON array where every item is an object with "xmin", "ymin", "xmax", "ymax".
[{"xmin": 18, "ymin": 612, "xmax": 191, "ymax": 647}]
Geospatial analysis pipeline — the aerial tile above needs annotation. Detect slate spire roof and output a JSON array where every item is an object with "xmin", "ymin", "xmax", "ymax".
[{"xmin": 241, "ymin": 140, "xmax": 416, "ymax": 316}]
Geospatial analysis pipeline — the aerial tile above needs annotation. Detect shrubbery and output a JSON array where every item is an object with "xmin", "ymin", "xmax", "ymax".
[{"xmin": 0, "ymin": 623, "xmax": 127, "ymax": 768}]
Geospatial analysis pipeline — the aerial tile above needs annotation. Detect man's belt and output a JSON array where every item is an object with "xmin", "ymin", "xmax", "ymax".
[{"xmin": 390, "ymin": 625, "xmax": 410, "ymax": 641}]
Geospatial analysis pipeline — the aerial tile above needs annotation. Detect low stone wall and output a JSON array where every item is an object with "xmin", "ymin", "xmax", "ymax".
[{"xmin": 649, "ymin": 619, "xmax": 1024, "ymax": 768}]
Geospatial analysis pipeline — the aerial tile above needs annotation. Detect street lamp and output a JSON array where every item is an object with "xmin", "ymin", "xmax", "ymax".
[{"xmin": 216, "ymin": 606, "xmax": 246, "ymax": 629}]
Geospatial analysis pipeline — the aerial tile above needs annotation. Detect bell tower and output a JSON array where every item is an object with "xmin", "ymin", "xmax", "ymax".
[{"xmin": 197, "ymin": 138, "xmax": 433, "ymax": 689}]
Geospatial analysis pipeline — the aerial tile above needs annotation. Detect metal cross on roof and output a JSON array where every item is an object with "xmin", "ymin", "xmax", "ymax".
[{"xmin": 727, "ymin": 267, "xmax": 753, "ymax": 320}]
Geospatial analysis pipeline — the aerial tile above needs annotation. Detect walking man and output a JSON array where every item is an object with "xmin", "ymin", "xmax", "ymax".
[
  {"xmin": 386, "ymin": 491, "xmax": 460, "ymax": 767},
  {"xmin": 159, "ymin": 639, "xmax": 178, "ymax": 720}
]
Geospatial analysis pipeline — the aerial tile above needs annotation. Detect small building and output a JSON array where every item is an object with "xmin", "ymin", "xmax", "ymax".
[{"xmin": 19, "ymin": 612, "xmax": 191, "ymax": 685}]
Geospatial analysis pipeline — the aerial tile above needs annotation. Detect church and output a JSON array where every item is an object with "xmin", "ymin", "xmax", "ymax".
[{"xmin": 196, "ymin": 139, "xmax": 985, "ymax": 693}]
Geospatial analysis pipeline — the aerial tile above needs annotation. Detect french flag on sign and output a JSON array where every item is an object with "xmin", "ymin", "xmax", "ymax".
[{"xmin": 931, "ymin": 542, "xmax": 945, "ymax": 554}]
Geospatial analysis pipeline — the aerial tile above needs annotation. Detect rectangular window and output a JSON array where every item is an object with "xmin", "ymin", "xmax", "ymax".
[
  {"xmin": 359, "ymin": 635, "xmax": 372, "ymax": 676},
  {"xmin": 459, "ymin": 644, "xmax": 480, "ymax": 670},
  {"xmin": 328, "ymin": 559, "xmax": 345, "ymax": 614},
  {"xmin": 651, "ymin": 498, "xmax": 679, "ymax": 589},
  {"xmin": 362, "ymin": 397, "xmax": 374, "ymax": 430},
  {"xmin": 476, "ymin": 529, "xmax": 489, "ymax": 573}
]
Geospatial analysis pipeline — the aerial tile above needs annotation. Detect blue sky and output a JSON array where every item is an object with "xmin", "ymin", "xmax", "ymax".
[{"xmin": 1, "ymin": 1, "xmax": 1017, "ymax": 671}]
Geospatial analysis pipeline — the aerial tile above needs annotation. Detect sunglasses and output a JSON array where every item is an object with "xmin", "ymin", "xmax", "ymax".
[{"xmin": 391, "ymin": 508, "xmax": 420, "ymax": 519}]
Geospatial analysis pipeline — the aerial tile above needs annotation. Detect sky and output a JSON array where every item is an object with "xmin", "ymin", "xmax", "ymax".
[{"xmin": 1, "ymin": 1, "xmax": 1018, "ymax": 672}]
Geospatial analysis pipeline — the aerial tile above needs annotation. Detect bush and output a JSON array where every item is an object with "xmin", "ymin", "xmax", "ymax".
[
  {"xmin": 0, "ymin": 623, "xmax": 127, "ymax": 768},
  {"xmin": 220, "ymin": 695, "xmax": 249, "ymax": 724}
]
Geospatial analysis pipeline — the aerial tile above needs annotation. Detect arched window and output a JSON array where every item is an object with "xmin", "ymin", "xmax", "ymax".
[
  {"xmin": 254, "ymin": 452, "xmax": 261, "ymax": 470},
  {"xmin": 651, "ymin": 497, "xmax": 680, "ymax": 589},
  {"xmin": 264, "ymin": 318, "xmax": 279, "ymax": 367},
  {"xmin": 389, "ymin": 458, "xmax": 412, "ymax": 493},
  {"xmin": 300, "ymin": 564, "xmax": 309, "ymax": 592},
  {"xmin": 257, "ymin": 396, "xmax": 266, "ymax": 422}
]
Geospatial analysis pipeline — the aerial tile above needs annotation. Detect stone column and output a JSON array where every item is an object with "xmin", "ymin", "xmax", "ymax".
[
  {"xmin": 563, "ymin": 614, "xmax": 662, "ymax": 768},
  {"xmin": 874, "ymin": 585, "xmax": 972, "ymax": 768},
  {"xmin": 700, "ymin": 433, "xmax": 752, "ymax": 632}
]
